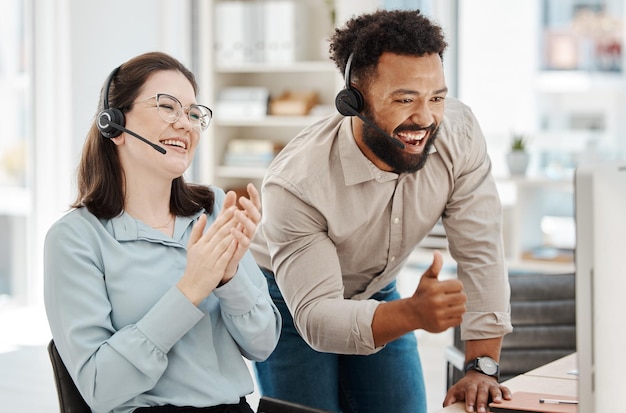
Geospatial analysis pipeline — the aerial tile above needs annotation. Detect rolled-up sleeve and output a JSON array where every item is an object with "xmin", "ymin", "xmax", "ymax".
[
  {"xmin": 438, "ymin": 101, "xmax": 512, "ymax": 340},
  {"xmin": 262, "ymin": 176, "xmax": 382, "ymax": 355},
  {"xmin": 214, "ymin": 251, "xmax": 281, "ymax": 360}
]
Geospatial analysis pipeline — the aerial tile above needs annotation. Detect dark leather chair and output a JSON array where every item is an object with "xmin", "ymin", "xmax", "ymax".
[
  {"xmin": 47, "ymin": 340, "xmax": 92, "ymax": 413},
  {"xmin": 446, "ymin": 272, "xmax": 576, "ymax": 386},
  {"xmin": 48, "ymin": 339, "xmax": 329, "ymax": 413},
  {"xmin": 257, "ymin": 396, "xmax": 332, "ymax": 413}
]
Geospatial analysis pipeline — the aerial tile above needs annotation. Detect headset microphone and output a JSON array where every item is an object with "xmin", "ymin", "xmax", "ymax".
[
  {"xmin": 335, "ymin": 53, "xmax": 405, "ymax": 150},
  {"xmin": 336, "ymin": 99, "xmax": 405, "ymax": 149},
  {"xmin": 97, "ymin": 66, "xmax": 167, "ymax": 154},
  {"xmin": 98, "ymin": 114, "xmax": 167, "ymax": 154}
]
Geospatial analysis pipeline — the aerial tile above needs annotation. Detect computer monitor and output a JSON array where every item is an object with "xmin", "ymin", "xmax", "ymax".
[{"xmin": 574, "ymin": 160, "xmax": 626, "ymax": 413}]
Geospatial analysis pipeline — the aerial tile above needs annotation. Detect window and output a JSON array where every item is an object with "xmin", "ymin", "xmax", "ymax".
[{"xmin": 0, "ymin": 0, "xmax": 32, "ymax": 305}]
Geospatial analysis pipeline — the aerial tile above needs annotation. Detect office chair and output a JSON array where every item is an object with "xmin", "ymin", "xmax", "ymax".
[
  {"xmin": 257, "ymin": 396, "xmax": 332, "ymax": 413},
  {"xmin": 47, "ymin": 339, "xmax": 92, "ymax": 413},
  {"xmin": 48, "ymin": 339, "xmax": 330, "ymax": 413}
]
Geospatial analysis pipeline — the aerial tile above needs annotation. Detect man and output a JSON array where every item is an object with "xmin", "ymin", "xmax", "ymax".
[{"xmin": 251, "ymin": 9, "xmax": 512, "ymax": 413}]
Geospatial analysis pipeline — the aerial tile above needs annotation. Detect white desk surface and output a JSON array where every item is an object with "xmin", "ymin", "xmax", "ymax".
[{"xmin": 432, "ymin": 353, "xmax": 577, "ymax": 412}]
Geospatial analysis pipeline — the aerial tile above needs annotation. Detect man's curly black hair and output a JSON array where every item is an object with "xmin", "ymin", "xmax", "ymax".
[{"xmin": 329, "ymin": 9, "xmax": 447, "ymax": 86}]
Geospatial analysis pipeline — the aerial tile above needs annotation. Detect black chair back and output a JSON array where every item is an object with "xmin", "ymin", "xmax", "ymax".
[
  {"xmin": 48, "ymin": 340, "xmax": 331, "ymax": 413},
  {"xmin": 257, "ymin": 396, "xmax": 332, "ymax": 413},
  {"xmin": 47, "ymin": 339, "xmax": 92, "ymax": 413}
]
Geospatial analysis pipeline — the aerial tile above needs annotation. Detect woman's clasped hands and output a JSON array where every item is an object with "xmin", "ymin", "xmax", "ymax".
[{"xmin": 177, "ymin": 183, "xmax": 262, "ymax": 305}]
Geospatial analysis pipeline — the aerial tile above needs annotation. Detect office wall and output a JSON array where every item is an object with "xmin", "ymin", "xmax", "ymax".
[
  {"xmin": 457, "ymin": 0, "xmax": 539, "ymax": 154},
  {"xmin": 30, "ymin": 0, "xmax": 191, "ymax": 304},
  {"xmin": 457, "ymin": 0, "xmax": 626, "ymax": 176},
  {"xmin": 68, "ymin": 0, "xmax": 192, "ymax": 165}
]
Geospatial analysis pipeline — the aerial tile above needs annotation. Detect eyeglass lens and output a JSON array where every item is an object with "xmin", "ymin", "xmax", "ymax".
[{"xmin": 156, "ymin": 94, "xmax": 212, "ymax": 131}]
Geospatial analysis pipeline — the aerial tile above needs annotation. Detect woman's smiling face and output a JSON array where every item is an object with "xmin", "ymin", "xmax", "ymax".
[{"xmin": 114, "ymin": 70, "xmax": 202, "ymax": 179}]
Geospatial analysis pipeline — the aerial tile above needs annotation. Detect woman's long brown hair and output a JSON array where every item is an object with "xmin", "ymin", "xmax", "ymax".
[{"xmin": 71, "ymin": 51, "xmax": 214, "ymax": 218}]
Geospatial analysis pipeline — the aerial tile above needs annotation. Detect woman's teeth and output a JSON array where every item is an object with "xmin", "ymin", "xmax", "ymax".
[{"xmin": 161, "ymin": 139, "xmax": 186, "ymax": 149}]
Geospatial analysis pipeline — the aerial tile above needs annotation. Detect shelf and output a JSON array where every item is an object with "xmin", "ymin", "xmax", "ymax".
[
  {"xmin": 496, "ymin": 176, "xmax": 573, "ymax": 190},
  {"xmin": 537, "ymin": 70, "xmax": 623, "ymax": 93},
  {"xmin": 410, "ymin": 248, "xmax": 575, "ymax": 275},
  {"xmin": 215, "ymin": 115, "xmax": 328, "ymax": 127},
  {"xmin": 200, "ymin": 0, "xmax": 345, "ymax": 186},
  {"xmin": 506, "ymin": 258, "xmax": 574, "ymax": 275},
  {"xmin": 215, "ymin": 61, "xmax": 336, "ymax": 73},
  {"xmin": 407, "ymin": 247, "xmax": 574, "ymax": 274},
  {"xmin": 216, "ymin": 165, "xmax": 267, "ymax": 179}
]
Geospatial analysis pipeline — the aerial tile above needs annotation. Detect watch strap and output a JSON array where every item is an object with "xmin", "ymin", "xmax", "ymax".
[
  {"xmin": 464, "ymin": 359, "xmax": 479, "ymax": 373},
  {"xmin": 464, "ymin": 357, "xmax": 500, "ymax": 379}
]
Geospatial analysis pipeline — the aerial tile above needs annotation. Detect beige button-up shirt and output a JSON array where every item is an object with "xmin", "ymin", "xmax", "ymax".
[{"xmin": 251, "ymin": 97, "xmax": 512, "ymax": 355}]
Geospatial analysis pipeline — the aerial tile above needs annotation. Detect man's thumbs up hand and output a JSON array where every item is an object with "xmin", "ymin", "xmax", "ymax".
[{"xmin": 411, "ymin": 250, "xmax": 467, "ymax": 333}]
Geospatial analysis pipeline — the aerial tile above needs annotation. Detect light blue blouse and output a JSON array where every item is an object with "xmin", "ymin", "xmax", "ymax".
[{"xmin": 44, "ymin": 186, "xmax": 281, "ymax": 413}]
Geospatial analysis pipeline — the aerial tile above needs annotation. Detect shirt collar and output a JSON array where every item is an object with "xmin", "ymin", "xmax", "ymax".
[
  {"xmin": 109, "ymin": 209, "xmax": 204, "ymax": 244},
  {"xmin": 338, "ymin": 118, "xmax": 391, "ymax": 186}
]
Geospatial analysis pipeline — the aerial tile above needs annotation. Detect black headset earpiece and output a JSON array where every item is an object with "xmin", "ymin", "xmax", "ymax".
[
  {"xmin": 335, "ymin": 53, "xmax": 364, "ymax": 116},
  {"xmin": 97, "ymin": 66, "xmax": 126, "ymax": 139}
]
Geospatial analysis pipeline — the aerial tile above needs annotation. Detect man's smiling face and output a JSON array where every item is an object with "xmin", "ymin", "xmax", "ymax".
[{"xmin": 354, "ymin": 52, "xmax": 447, "ymax": 173}]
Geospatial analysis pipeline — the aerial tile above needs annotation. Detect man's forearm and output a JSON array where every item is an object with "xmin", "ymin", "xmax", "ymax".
[
  {"xmin": 371, "ymin": 299, "xmax": 417, "ymax": 347},
  {"xmin": 464, "ymin": 337, "xmax": 504, "ymax": 363}
]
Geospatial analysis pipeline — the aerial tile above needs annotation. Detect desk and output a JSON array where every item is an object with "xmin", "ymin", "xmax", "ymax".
[{"xmin": 433, "ymin": 353, "xmax": 577, "ymax": 412}]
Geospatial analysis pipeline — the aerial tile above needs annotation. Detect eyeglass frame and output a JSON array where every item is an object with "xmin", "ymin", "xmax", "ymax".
[{"xmin": 133, "ymin": 93, "xmax": 213, "ymax": 132}]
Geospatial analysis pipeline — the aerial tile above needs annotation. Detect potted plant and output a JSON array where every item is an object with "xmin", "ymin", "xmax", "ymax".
[{"xmin": 506, "ymin": 134, "xmax": 530, "ymax": 176}]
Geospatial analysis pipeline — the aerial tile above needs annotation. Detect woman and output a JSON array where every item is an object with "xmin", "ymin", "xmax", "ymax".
[{"xmin": 44, "ymin": 51, "xmax": 280, "ymax": 413}]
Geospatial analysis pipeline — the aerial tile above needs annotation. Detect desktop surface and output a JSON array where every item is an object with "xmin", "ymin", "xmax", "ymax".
[{"xmin": 433, "ymin": 354, "xmax": 578, "ymax": 413}]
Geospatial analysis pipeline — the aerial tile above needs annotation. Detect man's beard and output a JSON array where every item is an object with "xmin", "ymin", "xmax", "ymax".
[{"xmin": 361, "ymin": 107, "xmax": 439, "ymax": 174}]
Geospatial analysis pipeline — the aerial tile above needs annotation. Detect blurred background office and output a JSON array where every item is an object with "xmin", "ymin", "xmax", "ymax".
[{"xmin": 1, "ymin": 0, "xmax": 624, "ymax": 411}]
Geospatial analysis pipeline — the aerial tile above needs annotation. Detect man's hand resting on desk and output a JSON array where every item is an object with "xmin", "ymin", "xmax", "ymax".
[{"xmin": 443, "ymin": 371, "xmax": 512, "ymax": 413}]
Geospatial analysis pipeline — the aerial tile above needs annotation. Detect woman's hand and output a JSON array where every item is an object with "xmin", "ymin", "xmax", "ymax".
[
  {"xmin": 176, "ymin": 183, "xmax": 261, "ymax": 305},
  {"xmin": 177, "ymin": 207, "xmax": 239, "ymax": 305},
  {"xmin": 221, "ymin": 183, "xmax": 262, "ymax": 283}
]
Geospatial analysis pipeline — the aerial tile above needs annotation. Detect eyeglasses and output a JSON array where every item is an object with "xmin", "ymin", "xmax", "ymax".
[{"xmin": 136, "ymin": 94, "xmax": 212, "ymax": 132}]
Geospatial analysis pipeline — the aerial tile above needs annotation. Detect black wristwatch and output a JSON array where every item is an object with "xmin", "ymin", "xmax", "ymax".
[{"xmin": 464, "ymin": 356, "xmax": 500, "ymax": 379}]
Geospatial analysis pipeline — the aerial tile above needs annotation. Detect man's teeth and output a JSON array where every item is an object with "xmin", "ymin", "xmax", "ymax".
[
  {"xmin": 161, "ymin": 139, "xmax": 186, "ymax": 149},
  {"xmin": 397, "ymin": 131, "xmax": 426, "ymax": 144}
]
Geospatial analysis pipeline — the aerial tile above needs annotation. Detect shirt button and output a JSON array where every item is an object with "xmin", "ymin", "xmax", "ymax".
[
  {"xmin": 393, "ymin": 217, "xmax": 400, "ymax": 224},
  {"xmin": 390, "ymin": 256, "xmax": 396, "ymax": 262}
]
